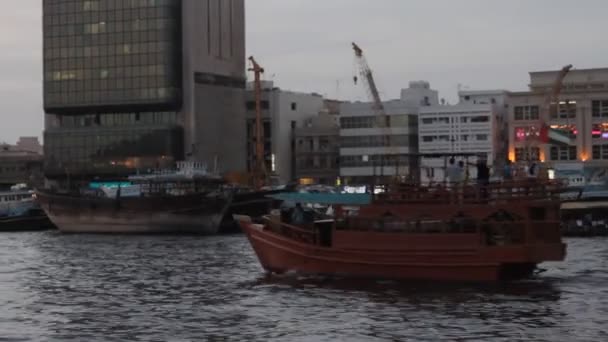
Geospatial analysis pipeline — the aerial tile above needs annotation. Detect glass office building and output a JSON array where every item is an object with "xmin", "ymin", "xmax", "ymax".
[
  {"xmin": 43, "ymin": 0, "xmax": 182, "ymax": 112},
  {"xmin": 43, "ymin": 0, "xmax": 184, "ymax": 178},
  {"xmin": 43, "ymin": 0, "xmax": 247, "ymax": 180}
]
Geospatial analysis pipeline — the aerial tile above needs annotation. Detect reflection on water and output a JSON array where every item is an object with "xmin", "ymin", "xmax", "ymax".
[{"xmin": 0, "ymin": 233, "xmax": 607, "ymax": 341}]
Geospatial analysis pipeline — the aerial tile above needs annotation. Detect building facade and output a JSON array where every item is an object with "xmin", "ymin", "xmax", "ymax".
[
  {"xmin": 339, "ymin": 100, "xmax": 419, "ymax": 182},
  {"xmin": 42, "ymin": 0, "xmax": 245, "ymax": 181},
  {"xmin": 337, "ymin": 82, "xmax": 440, "ymax": 183},
  {"xmin": 418, "ymin": 101, "xmax": 506, "ymax": 183},
  {"xmin": 0, "ymin": 138, "xmax": 44, "ymax": 189},
  {"xmin": 245, "ymin": 81, "xmax": 325, "ymax": 185},
  {"xmin": 508, "ymin": 68, "xmax": 608, "ymax": 186},
  {"xmin": 294, "ymin": 111, "xmax": 340, "ymax": 185}
]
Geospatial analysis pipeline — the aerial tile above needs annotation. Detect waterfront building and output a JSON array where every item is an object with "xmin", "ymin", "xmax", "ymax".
[
  {"xmin": 244, "ymin": 81, "xmax": 325, "ymax": 185},
  {"xmin": 508, "ymin": 68, "xmax": 608, "ymax": 185},
  {"xmin": 42, "ymin": 0, "xmax": 246, "ymax": 182},
  {"xmin": 418, "ymin": 90, "xmax": 509, "ymax": 183},
  {"xmin": 0, "ymin": 138, "xmax": 44, "ymax": 189},
  {"xmin": 294, "ymin": 110, "xmax": 340, "ymax": 185},
  {"xmin": 338, "ymin": 81, "xmax": 434, "ymax": 183}
]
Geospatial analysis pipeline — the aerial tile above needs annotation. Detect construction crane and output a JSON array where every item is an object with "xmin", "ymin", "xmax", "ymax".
[
  {"xmin": 248, "ymin": 56, "xmax": 267, "ymax": 189},
  {"xmin": 352, "ymin": 42, "xmax": 390, "ymax": 135},
  {"xmin": 544, "ymin": 64, "xmax": 574, "ymax": 123},
  {"xmin": 352, "ymin": 42, "xmax": 397, "ymax": 176},
  {"xmin": 522, "ymin": 64, "xmax": 572, "ymax": 162}
]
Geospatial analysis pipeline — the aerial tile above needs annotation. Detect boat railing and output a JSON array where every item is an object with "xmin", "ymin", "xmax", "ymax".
[
  {"xmin": 376, "ymin": 180, "xmax": 564, "ymax": 205},
  {"xmin": 336, "ymin": 217, "xmax": 478, "ymax": 234},
  {"xmin": 265, "ymin": 216, "xmax": 317, "ymax": 244}
]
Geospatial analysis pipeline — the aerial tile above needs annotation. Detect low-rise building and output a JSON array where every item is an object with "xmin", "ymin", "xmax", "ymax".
[
  {"xmin": 508, "ymin": 67, "xmax": 608, "ymax": 185},
  {"xmin": 338, "ymin": 81, "xmax": 439, "ymax": 183},
  {"xmin": 339, "ymin": 100, "xmax": 419, "ymax": 183},
  {"xmin": 294, "ymin": 111, "xmax": 340, "ymax": 185},
  {"xmin": 245, "ymin": 81, "xmax": 325, "ymax": 184},
  {"xmin": 0, "ymin": 138, "xmax": 44, "ymax": 189},
  {"xmin": 418, "ymin": 90, "xmax": 509, "ymax": 183}
]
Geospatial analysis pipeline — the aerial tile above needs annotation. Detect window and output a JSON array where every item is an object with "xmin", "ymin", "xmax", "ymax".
[
  {"xmin": 592, "ymin": 100, "xmax": 608, "ymax": 118},
  {"xmin": 475, "ymin": 134, "xmax": 488, "ymax": 141},
  {"xmin": 553, "ymin": 101, "xmax": 576, "ymax": 119},
  {"xmin": 515, "ymin": 147, "xmax": 540, "ymax": 162},
  {"xmin": 246, "ymin": 100, "xmax": 269, "ymax": 110},
  {"xmin": 514, "ymin": 106, "xmax": 539, "ymax": 121},
  {"xmin": 550, "ymin": 146, "xmax": 577, "ymax": 161},
  {"xmin": 471, "ymin": 116, "xmax": 489, "ymax": 123},
  {"xmin": 291, "ymin": 102, "xmax": 297, "ymax": 111},
  {"xmin": 592, "ymin": 144, "xmax": 608, "ymax": 160}
]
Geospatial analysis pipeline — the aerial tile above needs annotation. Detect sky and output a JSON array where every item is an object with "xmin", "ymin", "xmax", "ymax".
[{"xmin": 1, "ymin": 0, "xmax": 607, "ymax": 144}]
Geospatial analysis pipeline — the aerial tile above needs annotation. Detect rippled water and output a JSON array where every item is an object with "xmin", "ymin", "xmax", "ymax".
[{"xmin": 0, "ymin": 233, "xmax": 606, "ymax": 341}]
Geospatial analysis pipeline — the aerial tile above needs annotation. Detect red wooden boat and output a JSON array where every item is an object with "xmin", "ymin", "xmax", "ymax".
[{"xmin": 237, "ymin": 180, "xmax": 566, "ymax": 282}]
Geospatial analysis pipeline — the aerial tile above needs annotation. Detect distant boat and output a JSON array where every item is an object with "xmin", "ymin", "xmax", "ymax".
[
  {"xmin": 37, "ymin": 164, "xmax": 232, "ymax": 234},
  {"xmin": 0, "ymin": 185, "xmax": 54, "ymax": 232}
]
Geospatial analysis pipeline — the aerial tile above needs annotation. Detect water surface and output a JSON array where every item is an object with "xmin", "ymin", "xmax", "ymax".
[{"xmin": 0, "ymin": 233, "xmax": 606, "ymax": 341}]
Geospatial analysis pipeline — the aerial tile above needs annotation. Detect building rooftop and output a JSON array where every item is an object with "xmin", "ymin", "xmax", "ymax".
[
  {"xmin": 529, "ymin": 67, "xmax": 608, "ymax": 75},
  {"xmin": 458, "ymin": 89, "xmax": 510, "ymax": 96}
]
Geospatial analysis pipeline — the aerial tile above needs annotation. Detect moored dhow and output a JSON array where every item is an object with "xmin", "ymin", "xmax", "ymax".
[
  {"xmin": 238, "ymin": 179, "xmax": 567, "ymax": 282},
  {"xmin": 1, "ymin": 184, "xmax": 54, "ymax": 231},
  {"xmin": 37, "ymin": 167, "xmax": 232, "ymax": 234}
]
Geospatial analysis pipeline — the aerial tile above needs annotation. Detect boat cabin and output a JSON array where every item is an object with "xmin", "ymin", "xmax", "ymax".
[
  {"xmin": 263, "ymin": 177, "xmax": 564, "ymax": 251},
  {"xmin": 0, "ymin": 191, "xmax": 34, "ymax": 203}
]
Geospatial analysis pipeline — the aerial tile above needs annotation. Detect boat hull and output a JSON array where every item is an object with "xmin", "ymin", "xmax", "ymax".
[
  {"xmin": 0, "ymin": 214, "xmax": 55, "ymax": 232},
  {"xmin": 37, "ymin": 191, "xmax": 230, "ymax": 234},
  {"xmin": 240, "ymin": 221, "xmax": 564, "ymax": 282}
]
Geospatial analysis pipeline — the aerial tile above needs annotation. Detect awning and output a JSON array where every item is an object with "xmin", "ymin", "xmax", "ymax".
[{"xmin": 268, "ymin": 193, "xmax": 372, "ymax": 205}]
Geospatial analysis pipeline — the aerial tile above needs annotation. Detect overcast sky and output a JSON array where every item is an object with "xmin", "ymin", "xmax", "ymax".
[{"xmin": 1, "ymin": 0, "xmax": 606, "ymax": 144}]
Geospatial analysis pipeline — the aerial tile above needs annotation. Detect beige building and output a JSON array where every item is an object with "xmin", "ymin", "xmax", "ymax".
[{"xmin": 509, "ymin": 68, "xmax": 608, "ymax": 185}]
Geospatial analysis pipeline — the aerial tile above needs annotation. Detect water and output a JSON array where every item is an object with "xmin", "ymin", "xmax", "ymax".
[{"xmin": 0, "ymin": 233, "xmax": 606, "ymax": 342}]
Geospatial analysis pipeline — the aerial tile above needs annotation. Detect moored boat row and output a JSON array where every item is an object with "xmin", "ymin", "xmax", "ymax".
[{"xmin": 0, "ymin": 185, "xmax": 54, "ymax": 232}]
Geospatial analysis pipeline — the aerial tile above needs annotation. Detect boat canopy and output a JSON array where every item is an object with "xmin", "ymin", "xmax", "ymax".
[{"xmin": 268, "ymin": 193, "xmax": 371, "ymax": 206}]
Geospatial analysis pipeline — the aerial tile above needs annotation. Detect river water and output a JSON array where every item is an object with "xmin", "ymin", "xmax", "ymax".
[{"xmin": 0, "ymin": 233, "xmax": 606, "ymax": 342}]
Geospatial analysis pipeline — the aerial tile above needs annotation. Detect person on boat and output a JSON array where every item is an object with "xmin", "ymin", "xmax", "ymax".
[
  {"xmin": 503, "ymin": 160, "xmax": 513, "ymax": 182},
  {"xmin": 528, "ymin": 161, "xmax": 539, "ymax": 180},
  {"xmin": 475, "ymin": 158, "xmax": 491, "ymax": 200},
  {"xmin": 291, "ymin": 203, "xmax": 305, "ymax": 225},
  {"xmin": 446, "ymin": 158, "xmax": 464, "ymax": 186}
]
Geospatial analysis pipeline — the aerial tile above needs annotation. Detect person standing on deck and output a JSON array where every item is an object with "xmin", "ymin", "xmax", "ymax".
[
  {"xmin": 446, "ymin": 158, "xmax": 463, "ymax": 186},
  {"xmin": 503, "ymin": 160, "xmax": 513, "ymax": 182},
  {"xmin": 528, "ymin": 161, "xmax": 539, "ymax": 180},
  {"xmin": 291, "ymin": 203, "xmax": 305, "ymax": 226},
  {"xmin": 476, "ymin": 158, "xmax": 491, "ymax": 200}
]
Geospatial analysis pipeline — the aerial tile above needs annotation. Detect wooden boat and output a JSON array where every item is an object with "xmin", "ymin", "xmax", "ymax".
[
  {"xmin": 37, "ymin": 172, "xmax": 231, "ymax": 234},
  {"xmin": 0, "ymin": 188, "xmax": 54, "ymax": 231},
  {"xmin": 237, "ymin": 180, "xmax": 567, "ymax": 282}
]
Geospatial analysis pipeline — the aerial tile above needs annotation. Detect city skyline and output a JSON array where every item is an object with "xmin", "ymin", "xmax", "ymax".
[{"xmin": 1, "ymin": 0, "xmax": 607, "ymax": 144}]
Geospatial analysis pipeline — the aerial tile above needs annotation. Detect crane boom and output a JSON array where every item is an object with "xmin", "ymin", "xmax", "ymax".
[
  {"xmin": 352, "ymin": 43, "xmax": 389, "ymax": 130},
  {"xmin": 248, "ymin": 56, "xmax": 266, "ymax": 189},
  {"xmin": 544, "ymin": 64, "xmax": 573, "ymax": 122},
  {"xmin": 539, "ymin": 64, "xmax": 573, "ymax": 144}
]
